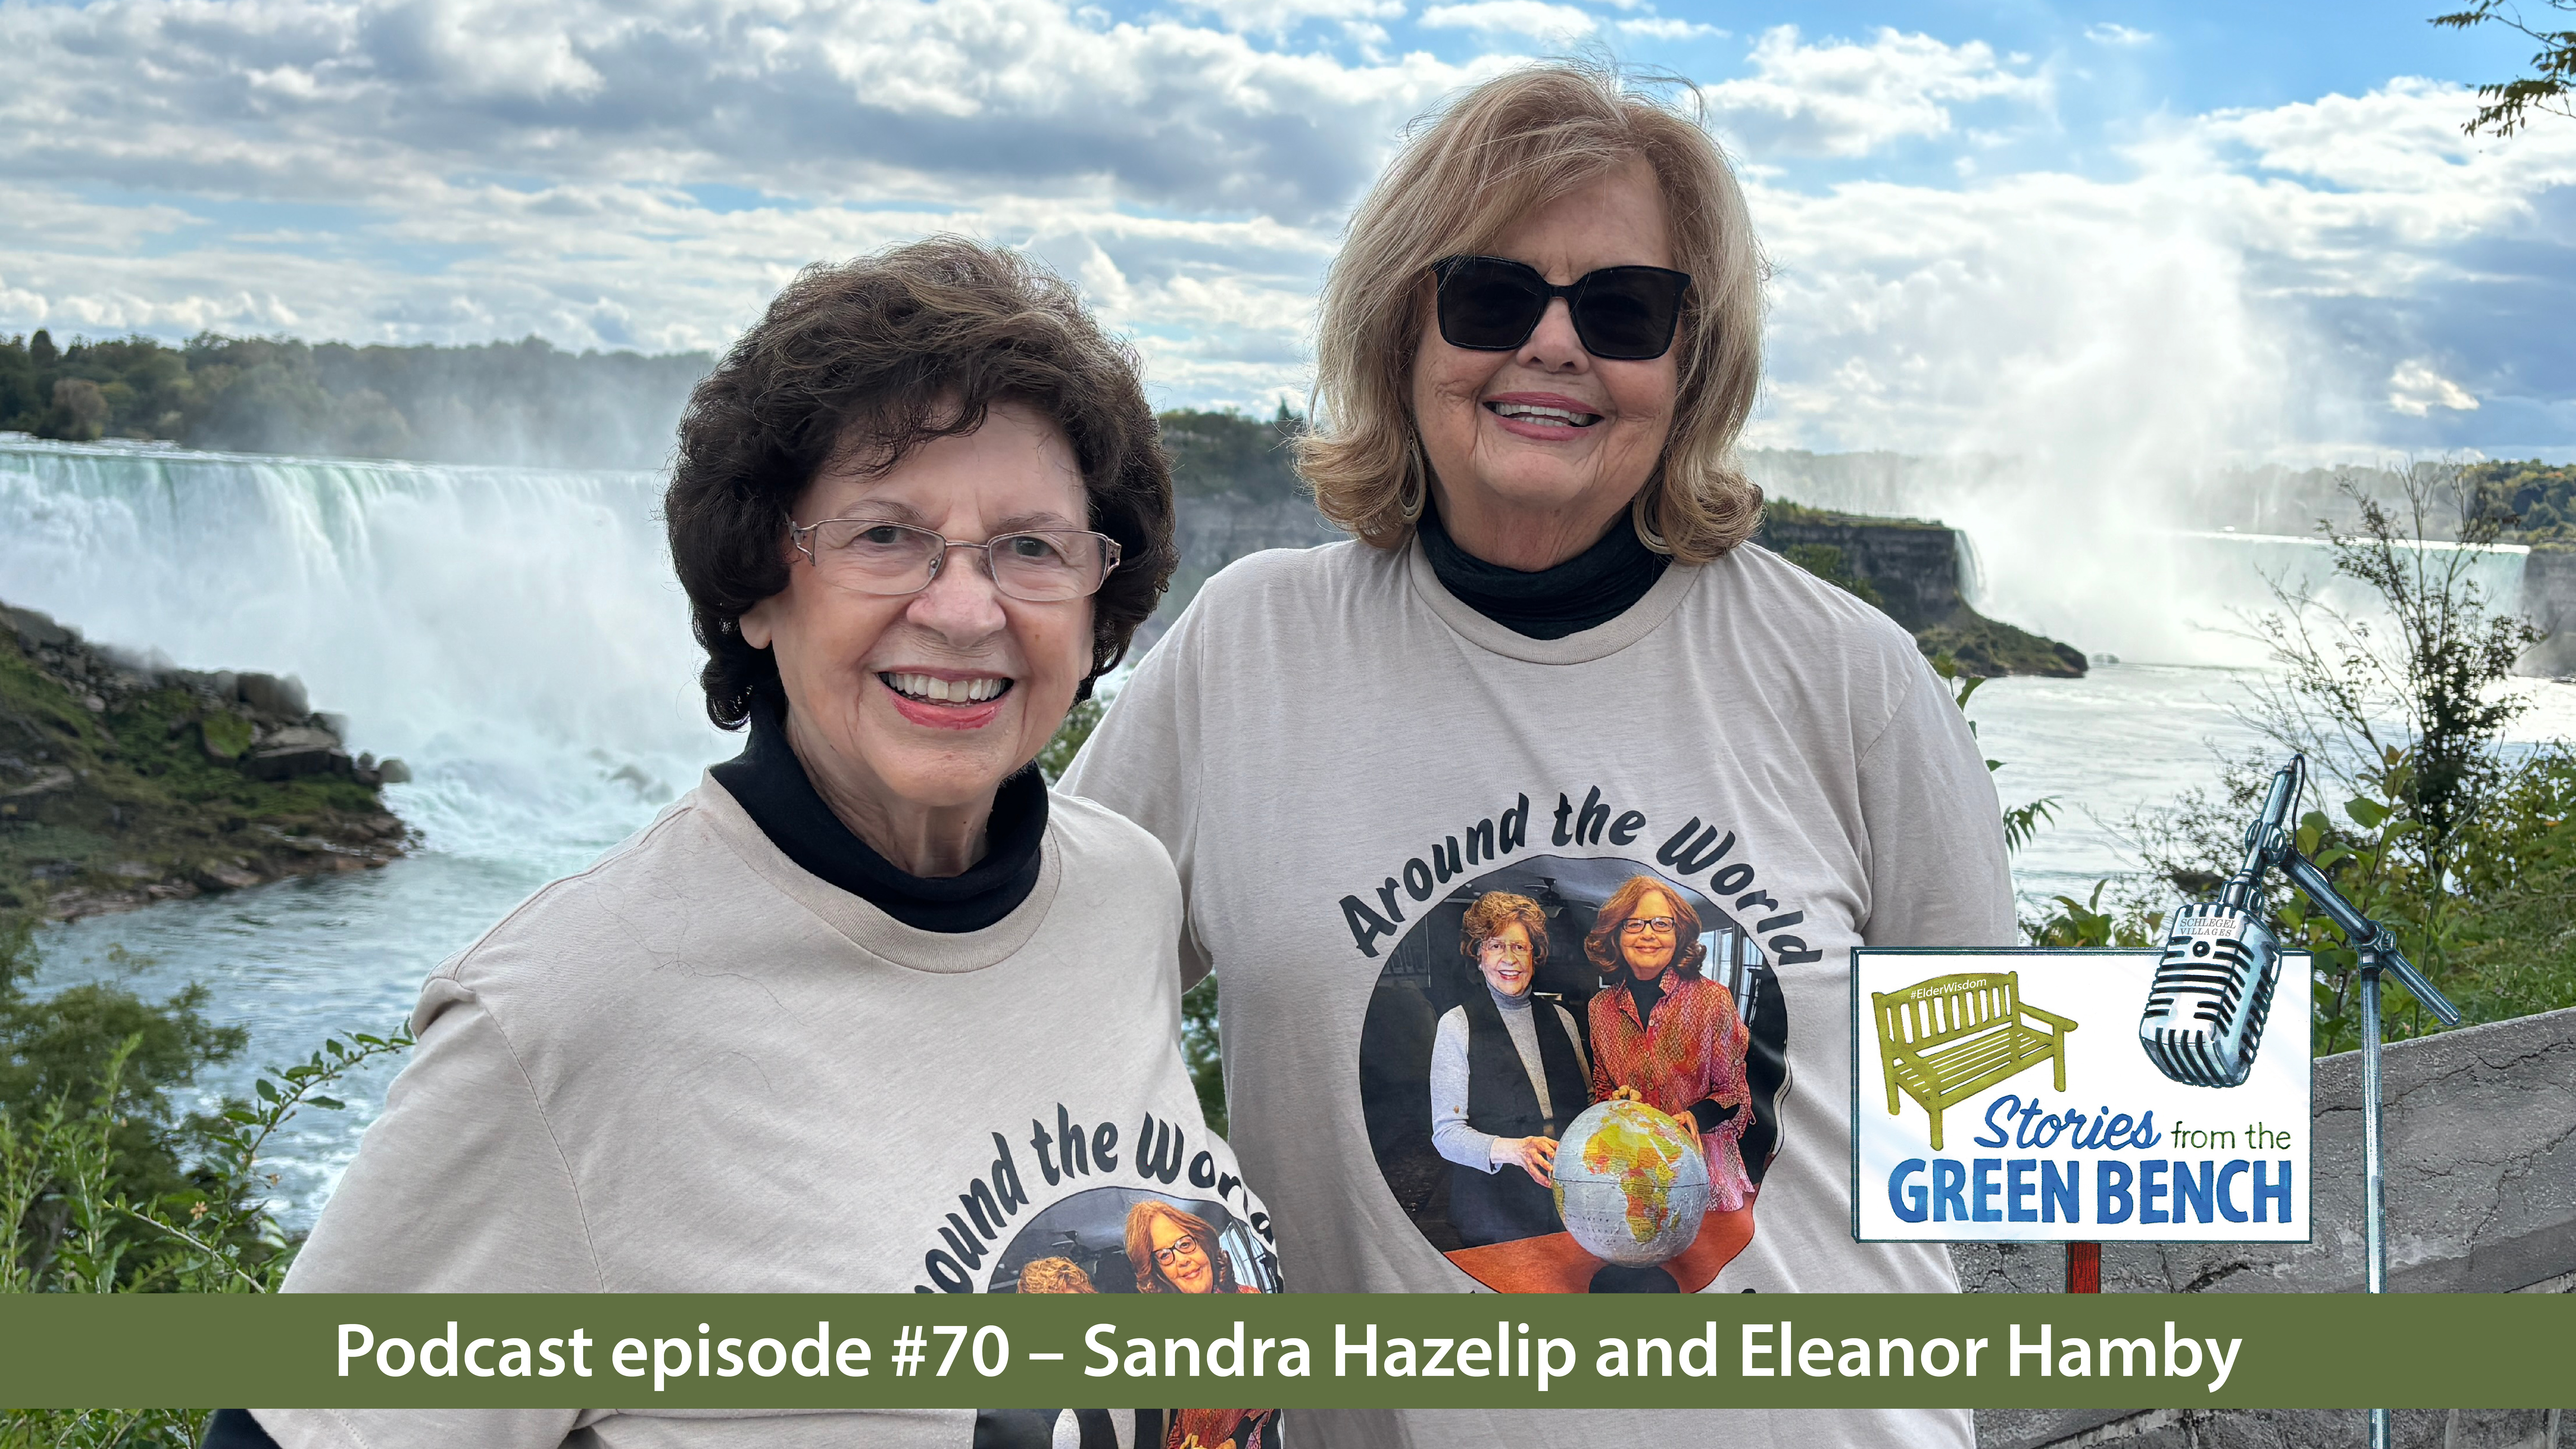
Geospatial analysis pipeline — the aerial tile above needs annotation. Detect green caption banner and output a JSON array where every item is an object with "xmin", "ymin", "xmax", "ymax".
[{"xmin": 1, "ymin": 1294, "xmax": 2566, "ymax": 1409}]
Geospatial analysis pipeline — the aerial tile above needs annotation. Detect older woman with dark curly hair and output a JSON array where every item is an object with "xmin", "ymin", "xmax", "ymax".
[
  {"xmin": 1428, "ymin": 890, "xmax": 1588, "ymax": 1246},
  {"xmin": 1065, "ymin": 60, "xmax": 2010, "ymax": 1449},
  {"xmin": 227, "ymin": 238, "xmax": 1272, "ymax": 1449}
]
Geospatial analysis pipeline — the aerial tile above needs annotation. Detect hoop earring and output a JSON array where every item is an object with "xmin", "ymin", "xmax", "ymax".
[
  {"xmin": 1633, "ymin": 491, "xmax": 1673, "ymax": 555},
  {"xmin": 1397, "ymin": 451, "xmax": 1428, "ymax": 524}
]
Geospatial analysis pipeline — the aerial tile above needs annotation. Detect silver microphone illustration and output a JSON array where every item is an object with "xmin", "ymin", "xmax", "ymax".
[
  {"xmin": 2140, "ymin": 759, "xmax": 2298, "ymax": 1087},
  {"xmin": 2139, "ymin": 754, "xmax": 2462, "ymax": 1087}
]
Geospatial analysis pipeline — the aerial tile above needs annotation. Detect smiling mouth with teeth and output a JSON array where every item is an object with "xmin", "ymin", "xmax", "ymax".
[
  {"xmin": 1486, "ymin": 401, "xmax": 1602, "ymax": 427},
  {"xmin": 881, "ymin": 672, "xmax": 1012, "ymax": 705}
]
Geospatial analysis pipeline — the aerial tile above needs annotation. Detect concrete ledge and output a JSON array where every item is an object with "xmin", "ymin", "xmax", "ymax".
[
  {"xmin": 1981, "ymin": 1407, "xmax": 2563, "ymax": 1449},
  {"xmin": 1958, "ymin": 1006, "xmax": 2576, "ymax": 1447}
]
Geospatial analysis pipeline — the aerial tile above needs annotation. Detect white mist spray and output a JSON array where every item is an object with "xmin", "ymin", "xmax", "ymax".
[{"xmin": 0, "ymin": 436, "xmax": 734, "ymax": 870}]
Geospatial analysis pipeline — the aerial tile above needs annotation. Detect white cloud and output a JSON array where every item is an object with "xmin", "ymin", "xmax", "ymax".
[
  {"xmin": 0, "ymin": 0, "xmax": 1480, "ymax": 224},
  {"xmin": 2389, "ymin": 361, "xmax": 2480, "ymax": 416},
  {"xmin": 1179, "ymin": 0, "xmax": 1406, "ymax": 31},
  {"xmin": 1418, "ymin": 1, "xmax": 1595, "ymax": 38},
  {"xmin": 0, "ymin": 0, "xmax": 2569, "ymax": 465},
  {"xmin": 2085, "ymin": 22, "xmax": 2154, "ymax": 47},
  {"xmin": 1615, "ymin": 17, "xmax": 1722, "ymax": 41},
  {"xmin": 1733, "ymin": 77, "xmax": 2576, "ymax": 658},
  {"xmin": 1699, "ymin": 25, "xmax": 2052, "ymax": 158}
]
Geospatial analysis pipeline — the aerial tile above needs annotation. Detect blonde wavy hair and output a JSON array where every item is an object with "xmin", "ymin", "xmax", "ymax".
[{"xmin": 1298, "ymin": 61, "xmax": 1766, "ymax": 563}]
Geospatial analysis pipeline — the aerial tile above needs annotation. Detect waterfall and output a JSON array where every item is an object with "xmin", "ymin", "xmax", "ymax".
[
  {"xmin": 4, "ymin": 435, "xmax": 741, "ymax": 1222},
  {"xmin": 1, "ymin": 434, "xmax": 734, "ymax": 865}
]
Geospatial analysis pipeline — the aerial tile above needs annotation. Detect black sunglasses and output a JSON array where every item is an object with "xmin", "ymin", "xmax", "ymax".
[{"xmin": 1431, "ymin": 255, "xmax": 1692, "ymax": 361}]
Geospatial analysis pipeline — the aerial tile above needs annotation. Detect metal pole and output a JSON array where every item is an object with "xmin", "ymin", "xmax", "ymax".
[{"xmin": 2361, "ymin": 960, "xmax": 2390, "ymax": 1449}]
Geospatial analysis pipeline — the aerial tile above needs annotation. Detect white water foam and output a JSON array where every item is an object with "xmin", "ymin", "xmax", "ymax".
[{"xmin": 4, "ymin": 435, "xmax": 736, "ymax": 1221}]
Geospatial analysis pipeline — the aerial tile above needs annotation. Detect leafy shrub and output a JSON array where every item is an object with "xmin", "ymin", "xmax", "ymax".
[{"xmin": 2, "ymin": 914, "xmax": 411, "ymax": 1446}]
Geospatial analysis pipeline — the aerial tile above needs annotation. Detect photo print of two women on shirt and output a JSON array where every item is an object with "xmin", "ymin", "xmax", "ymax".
[
  {"xmin": 971, "ymin": 1185, "xmax": 1282, "ymax": 1449},
  {"xmin": 1361, "ymin": 853, "xmax": 1794, "ymax": 1294}
]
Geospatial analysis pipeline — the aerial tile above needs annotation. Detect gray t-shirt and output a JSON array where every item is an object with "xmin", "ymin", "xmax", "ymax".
[
  {"xmin": 257, "ymin": 779, "xmax": 1276, "ymax": 1449},
  {"xmin": 1063, "ymin": 535, "xmax": 2017, "ymax": 1449}
]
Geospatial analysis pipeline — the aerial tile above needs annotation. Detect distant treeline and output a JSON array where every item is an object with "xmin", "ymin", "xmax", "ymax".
[
  {"xmin": 2, "ymin": 329, "xmax": 1314, "ymax": 494},
  {"xmin": 2, "ymin": 330, "xmax": 713, "ymax": 470},
  {"xmin": 1157, "ymin": 404, "xmax": 1304, "ymax": 501},
  {"xmin": 2473, "ymin": 459, "xmax": 2576, "ymax": 546}
]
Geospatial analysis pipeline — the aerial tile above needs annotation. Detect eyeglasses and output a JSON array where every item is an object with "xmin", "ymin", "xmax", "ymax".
[
  {"xmin": 1479, "ymin": 940, "xmax": 1534, "ymax": 959},
  {"xmin": 1432, "ymin": 255, "xmax": 1693, "ymax": 361},
  {"xmin": 1620, "ymin": 916, "xmax": 1679, "ymax": 935},
  {"xmin": 788, "ymin": 518, "xmax": 1122, "ymax": 603},
  {"xmin": 1150, "ymin": 1235, "xmax": 1203, "ymax": 1268}
]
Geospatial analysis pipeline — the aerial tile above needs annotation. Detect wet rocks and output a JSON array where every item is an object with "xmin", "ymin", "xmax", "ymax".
[
  {"xmin": 243, "ymin": 724, "xmax": 354, "ymax": 781},
  {"xmin": 1, "ymin": 595, "xmax": 413, "ymax": 920}
]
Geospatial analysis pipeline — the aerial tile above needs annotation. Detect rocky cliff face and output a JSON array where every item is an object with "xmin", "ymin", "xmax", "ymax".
[
  {"xmin": 2516, "ymin": 547, "xmax": 2576, "ymax": 677},
  {"xmin": 1757, "ymin": 505, "xmax": 2087, "ymax": 677},
  {"xmin": 1141, "ymin": 493, "xmax": 1348, "ymax": 646},
  {"xmin": 0, "ymin": 600, "xmax": 408, "ymax": 920},
  {"xmin": 1148, "ymin": 493, "xmax": 2086, "ymax": 678}
]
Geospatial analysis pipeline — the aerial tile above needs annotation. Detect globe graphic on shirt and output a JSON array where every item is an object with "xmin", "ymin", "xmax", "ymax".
[{"xmin": 1551, "ymin": 1099, "xmax": 1712, "ymax": 1266}]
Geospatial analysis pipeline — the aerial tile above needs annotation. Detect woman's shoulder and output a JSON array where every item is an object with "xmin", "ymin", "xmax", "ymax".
[
  {"xmin": 1177, "ymin": 537, "xmax": 1396, "ymax": 633},
  {"xmin": 1042, "ymin": 787, "xmax": 1184, "ymax": 921},
  {"xmin": 435, "ymin": 783, "xmax": 777, "ymax": 994},
  {"xmin": 1673, "ymin": 973, "xmax": 1735, "ymax": 1006},
  {"xmin": 1699, "ymin": 539, "xmax": 1924, "ymax": 662},
  {"xmin": 1046, "ymin": 787, "xmax": 1178, "ymax": 870}
]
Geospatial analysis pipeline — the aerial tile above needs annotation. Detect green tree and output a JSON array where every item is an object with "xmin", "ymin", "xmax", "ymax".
[
  {"xmin": 2435, "ymin": 0, "xmax": 2576, "ymax": 135},
  {"xmin": 2235, "ymin": 469, "xmax": 2538, "ymax": 894},
  {"xmin": 1157, "ymin": 403, "xmax": 1305, "ymax": 501},
  {"xmin": 4, "ymin": 911, "xmax": 412, "ymax": 1445},
  {"xmin": 2121, "ymin": 465, "xmax": 2569, "ymax": 1050}
]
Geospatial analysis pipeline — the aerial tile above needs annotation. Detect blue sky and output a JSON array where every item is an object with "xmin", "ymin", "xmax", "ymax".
[{"xmin": 1, "ymin": 0, "xmax": 2569, "ymax": 462}]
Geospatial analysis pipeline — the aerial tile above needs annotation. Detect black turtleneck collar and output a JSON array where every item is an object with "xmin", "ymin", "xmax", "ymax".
[
  {"xmin": 1416, "ymin": 496, "xmax": 1669, "ymax": 640},
  {"xmin": 711, "ymin": 695, "xmax": 1047, "ymax": 934},
  {"xmin": 1625, "ymin": 968, "xmax": 1669, "ymax": 1024}
]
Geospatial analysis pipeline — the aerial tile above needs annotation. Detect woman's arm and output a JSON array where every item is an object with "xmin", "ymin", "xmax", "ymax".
[
  {"xmin": 1427, "ymin": 1009, "xmax": 1502, "ymax": 1171},
  {"xmin": 282, "ymin": 982, "xmax": 600, "ymax": 1294},
  {"xmin": 201, "ymin": 1411, "xmax": 279, "ymax": 1449},
  {"xmin": 251, "ymin": 985, "xmax": 594, "ymax": 1449},
  {"xmin": 1855, "ymin": 662, "xmax": 2018, "ymax": 949},
  {"xmin": 1060, "ymin": 603, "xmax": 1211, "ymax": 988}
]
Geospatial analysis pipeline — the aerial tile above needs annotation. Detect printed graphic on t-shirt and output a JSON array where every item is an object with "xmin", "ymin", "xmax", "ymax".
[
  {"xmin": 972, "ymin": 1407, "xmax": 1282, "ymax": 1449},
  {"xmin": 930, "ymin": 1112, "xmax": 1282, "ymax": 1448},
  {"xmin": 987, "ymin": 1183, "xmax": 1281, "ymax": 1297},
  {"xmin": 1349, "ymin": 795, "xmax": 1797, "ymax": 1293}
]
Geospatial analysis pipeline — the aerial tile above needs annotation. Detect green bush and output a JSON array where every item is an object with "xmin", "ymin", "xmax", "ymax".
[
  {"xmin": 2034, "ymin": 466, "xmax": 2576, "ymax": 1049},
  {"xmin": 2, "ymin": 914, "xmax": 411, "ymax": 1445}
]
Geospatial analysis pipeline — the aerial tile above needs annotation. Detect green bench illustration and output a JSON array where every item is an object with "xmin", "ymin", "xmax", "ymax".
[{"xmin": 1872, "ymin": 971, "xmax": 2078, "ymax": 1151}]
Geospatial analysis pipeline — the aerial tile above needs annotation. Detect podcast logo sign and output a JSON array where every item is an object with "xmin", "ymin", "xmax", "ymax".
[{"xmin": 1850, "ymin": 949, "xmax": 2311, "ymax": 1243}]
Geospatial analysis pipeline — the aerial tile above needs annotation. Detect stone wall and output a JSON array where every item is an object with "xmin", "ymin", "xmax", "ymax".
[{"xmin": 1959, "ymin": 1005, "xmax": 2576, "ymax": 1449}]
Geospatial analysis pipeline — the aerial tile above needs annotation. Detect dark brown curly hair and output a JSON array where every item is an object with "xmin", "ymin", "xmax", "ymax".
[
  {"xmin": 1459, "ymin": 890, "xmax": 1550, "ymax": 967},
  {"xmin": 664, "ymin": 236, "xmax": 1179, "ymax": 728},
  {"xmin": 1583, "ymin": 873, "xmax": 1707, "ymax": 980}
]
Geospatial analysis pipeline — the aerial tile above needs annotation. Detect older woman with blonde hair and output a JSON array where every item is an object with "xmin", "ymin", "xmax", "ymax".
[{"xmin": 1065, "ymin": 60, "xmax": 2010, "ymax": 1449}]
